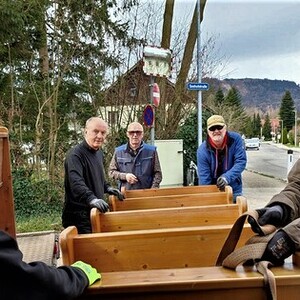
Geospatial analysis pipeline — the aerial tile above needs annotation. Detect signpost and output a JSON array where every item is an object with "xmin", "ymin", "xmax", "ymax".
[
  {"xmin": 143, "ymin": 46, "xmax": 172, "ymax": 145},
  {"xmin": 152, "ymin": 83, "xmax": 160, "ymax": 107},
  {"xmin": 187, "ymin": 82, "xmax": 209, "ymax": 91}
]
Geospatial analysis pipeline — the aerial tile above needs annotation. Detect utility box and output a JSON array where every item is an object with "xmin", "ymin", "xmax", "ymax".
[{"xmin": 154, "ymin": 139, "xmax": 184, "ymax": 187}]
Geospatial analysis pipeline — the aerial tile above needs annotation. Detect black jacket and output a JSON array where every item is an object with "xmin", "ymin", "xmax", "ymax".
[
  {"xmin": 0, "ymin": 230, "xmax": 88, "ymax": 299},
  {"xmin": 63, "ymin": 140, "xmax": 110, "ymax": 212}
]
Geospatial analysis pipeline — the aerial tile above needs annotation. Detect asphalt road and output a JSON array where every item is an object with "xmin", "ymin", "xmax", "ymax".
[{"xmin": 242, "ymin": 141, "xmax": 300, "ymax": 210}]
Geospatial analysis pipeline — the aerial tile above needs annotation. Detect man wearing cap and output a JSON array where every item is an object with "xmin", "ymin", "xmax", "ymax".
[{"xmin": 197, "ymin": 115, "xmax": 247, "ymax": 202}]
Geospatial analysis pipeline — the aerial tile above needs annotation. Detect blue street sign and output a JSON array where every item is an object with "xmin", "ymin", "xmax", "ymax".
[
  {"xmin": 186, "ymin": 82, "xmax": 209, "ymax": 91},
  {"xmin": 143, "ymin": 104, "xmax": 154, "ymax": 127}
]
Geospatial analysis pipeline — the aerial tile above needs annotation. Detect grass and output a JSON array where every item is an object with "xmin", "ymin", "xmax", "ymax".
[{"xmin": 16, "ymin": 212, "xmax": 62, "ymax": 233}]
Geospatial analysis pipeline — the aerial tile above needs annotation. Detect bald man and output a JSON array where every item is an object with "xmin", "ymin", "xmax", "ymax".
[
  {"xmin": 62, "ymin": 117, "xmax": 123, "ymax": 233},
  {"xmin": 108, "ymin": 122, "xmax": 162, "ymax": 190}
]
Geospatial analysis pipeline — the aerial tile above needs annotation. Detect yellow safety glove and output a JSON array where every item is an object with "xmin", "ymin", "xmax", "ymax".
[{"xmin": 71, "ymin": 261, "xmax": 101, "ymax": 286}]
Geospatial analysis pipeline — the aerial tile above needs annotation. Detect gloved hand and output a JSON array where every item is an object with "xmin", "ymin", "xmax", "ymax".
[
  {"xmin": 261, "ymin": 230, "xmax": 295, "ymax": 266},
  {"xmin": 216, "ymin": 176, "xmax": 228, "ymax": 191},
  {"xmin": 107, "ymin": 186, "xmax": 125, "ymax": 201},
  {"xmin": 248, "ymin": 205, "xmax": 283, "ymax": 235},
  {"xmin": 71, "ymin": 260, "xmax": 101, "ymax": 286},
  {"xmin": 88, "ymin": 198, "xmax": 109, "ymax": 213}
]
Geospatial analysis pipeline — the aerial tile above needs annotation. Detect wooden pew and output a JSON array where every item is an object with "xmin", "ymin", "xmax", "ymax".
[
  {"xmin": 0, "ymin": 127, "xmax": 16, "ymax": 238},
  {"xmin": 90, "ymin": 202, "xmax": 247, "ymax": 233},
  {"xmin": 60, "ymin": 226, "xmax": 300, "ymax": 300},
  {"xmin": 109, "ymin": 185, "xmax": 233, "ymax": 210},
  {"xmin": 60, "ymin": 225, "xmax": 254, "ymax": 272},
  {"xmin": 79, "ymin": 263, "xmax": 300, "ymax": 300},
  {"xmin": 109, "ymin": 189, "xmax": 243, "ymax": 212}
]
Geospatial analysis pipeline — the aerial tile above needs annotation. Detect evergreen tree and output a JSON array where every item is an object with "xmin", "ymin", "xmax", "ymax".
[
  {"xmin": 244, "ymin": 117, "xmax": 253, "ymax": 138},
  {"xmin": 223, "ymin": 86, "xmax": 248, "ymax": 132},
  {"xmin": 251, "ymin": 113, "xmax": 260, "ymax": 137},
  {"xmin": 279, "ymin": 91, "xmax": 295, "ymax": 131},
  {"xmin": 282, "ymin": 127, "xmax": 288, "ymax": 144},
  {"xmin": 262, "ymin": 114, "xmax": 272, "ymax": 140},
  {"xmin": 214, "ymin": 88, "xmax": 225, "ymax": 106}
]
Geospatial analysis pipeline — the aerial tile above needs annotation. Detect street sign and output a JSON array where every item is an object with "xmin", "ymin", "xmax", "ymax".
[
  {"xmin": 186, "ymin": 82, "xmax": 209, "ymax": 91},
  {"xmin": 143, "ymin": 104, "xmax": 154, "ymax": 127},
  {"xmin": 152, "ymin": 83, "xmax": 160, "ymax": 107}
]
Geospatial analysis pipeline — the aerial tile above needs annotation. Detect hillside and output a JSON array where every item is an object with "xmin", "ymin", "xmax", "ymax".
[{"xmin": 206, "ymin": 78, "xmax": 300, "ymax": 112}]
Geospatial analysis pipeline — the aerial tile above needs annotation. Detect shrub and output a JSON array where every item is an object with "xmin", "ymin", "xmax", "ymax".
[{"xmin": 12, "ymin": 168, "xmax": 64, "ymax": 232}]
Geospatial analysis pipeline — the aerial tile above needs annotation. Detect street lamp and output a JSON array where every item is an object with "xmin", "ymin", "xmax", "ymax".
[{"xmin": 279, "ymin": 119, "xmax": 283, "ymax": 144}]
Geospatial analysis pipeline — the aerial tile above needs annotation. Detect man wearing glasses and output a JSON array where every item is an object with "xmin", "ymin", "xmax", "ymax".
[
  {"xmin": 196, "ymin": 115, "xmax": 247, "ymax": 203},
  {"xmin": 109, "ymin": 122, "xmax": 162, "ymax": 190}
]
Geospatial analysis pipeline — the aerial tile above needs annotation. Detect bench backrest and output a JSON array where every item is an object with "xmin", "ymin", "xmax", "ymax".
[
  {"xmin": 0, "ymin": 127, "xmax": 16, "ymax": 238},
  {"xmin": 121, "ymin": 185, "xmax": 231, "ymax": 198},
  {"xmin": 109, "ymin": 190, "xmax": 238, "ymax": 212},
  {"xmin": 91, "ymin": 200, "xmax": 247, "ymax": 233},
  {"xmin": 60, "ymin": 224, "xmax": 254, "ymax": 272}
]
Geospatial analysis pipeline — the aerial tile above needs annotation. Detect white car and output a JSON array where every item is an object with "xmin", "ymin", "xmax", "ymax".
[{"xmin": 244, "ymin": 138, "xmax": 260, "ymax": 150}]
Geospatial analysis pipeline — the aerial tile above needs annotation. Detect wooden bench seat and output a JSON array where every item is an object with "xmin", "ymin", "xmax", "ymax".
[
  {"xmin": 60, "ymin": 224, "xmax": 254, "ymax": 272},
  {"xmin": 78, "ymin": 263, "xmax": 300, "ymax": 299},
  {"xmin": 90, "ymin": 202, "xmax": 247, "ymax": 233},
  {"xmin": 60, "ymin": 225, "xmax": 300, "ymax": 300},
  {"xmin": 109, "ymin": 190, "xmax": 244, "ymax": 212}
]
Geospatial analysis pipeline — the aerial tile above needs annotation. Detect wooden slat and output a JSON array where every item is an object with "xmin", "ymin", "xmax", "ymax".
[
  {"xmin": 90, "ymin": 203, "xmax": 245, "ymax": 233},
  {"xmin": 0, "ymin": 127, "xmax": 16, "ymax": 238},
  {"xmin": 0, "ymin": 137, "xmax": 3, "ymax": 187},
  {"xmin": 121, "ymin": 184, "xmax": 226, "ymax": 198},
  {"xmin": 60, "ymin": 225, "xmax": 254, "ymax": 272},
  {"xmin": 78, "ymin": 263, "xmax": 300, "ymax": 300},
  {"xmin": 109, "ymin": 191, "xmax": 232, "ymax": 211}
]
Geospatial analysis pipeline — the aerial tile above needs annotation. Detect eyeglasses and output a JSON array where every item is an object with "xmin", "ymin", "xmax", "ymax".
[
  {"xmin": 128, "ymin": 131, "xmax": 143, "ymax": 136},
  {"xmin": 208, "ymin": 125, "xmax": 224, "ymax": 132}
]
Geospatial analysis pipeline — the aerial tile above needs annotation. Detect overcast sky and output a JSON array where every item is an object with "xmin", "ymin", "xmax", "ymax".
[{"xmin": 173, "ymin": 0, "xmax": 300, "ymax": 84}]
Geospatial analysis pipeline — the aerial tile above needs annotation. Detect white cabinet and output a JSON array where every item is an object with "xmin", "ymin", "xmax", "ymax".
[{"xmin": 154, "ymin": 139, "xmax": 184, "ymax": 187}]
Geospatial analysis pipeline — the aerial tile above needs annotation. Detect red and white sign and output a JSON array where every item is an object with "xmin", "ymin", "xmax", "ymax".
[{"xmin": 152, "ymin": 83, "xmax": 160, "ymax": 107}]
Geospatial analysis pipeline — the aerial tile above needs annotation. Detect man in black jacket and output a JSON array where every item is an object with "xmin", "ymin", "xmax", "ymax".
[
  {"xmin": 62, "ymin": 117, "xmax": 124, "ymax": 233},
  {"xmin": 1, "ymin": 230, "xmax": 100, "ymax": 299}
]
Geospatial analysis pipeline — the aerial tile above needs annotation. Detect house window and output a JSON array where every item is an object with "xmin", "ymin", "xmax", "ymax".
[
  {"xmin": 108, "ymin": 111, "xmax": 118, "ymax": 126},
  {"xmin": 130, "ymin": 87, "xmax": 137, "ymax": 97}
]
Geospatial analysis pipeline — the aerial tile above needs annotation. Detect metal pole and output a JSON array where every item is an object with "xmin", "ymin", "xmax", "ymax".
[
  {"xmin": 287, "ymin": 149, "xmax": 294, "ymax": 177},
  {"xmin": 150, "ymin": 76, "xmax": 155, "ymax": 145},
  {"xmin": 281, "ymin": 120, "xmax": 283, "ymax": 144},
  {"xmin": 197, "ymin": 0, "xmax": 202, "ymax": 147},
  {"xmin": 295, "ymin": 110, "xmax": 297, "ymax": 147}
]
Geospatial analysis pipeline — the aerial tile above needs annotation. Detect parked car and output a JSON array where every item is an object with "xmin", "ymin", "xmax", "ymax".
[{"xmin": 244, "ymin": 138, "xmax": 260, "ymax": 150}]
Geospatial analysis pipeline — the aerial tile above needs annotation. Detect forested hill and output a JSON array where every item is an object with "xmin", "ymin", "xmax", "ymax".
[{"xmin": 207, "ymin": 78, "xmax": 300, "ymax": 111}]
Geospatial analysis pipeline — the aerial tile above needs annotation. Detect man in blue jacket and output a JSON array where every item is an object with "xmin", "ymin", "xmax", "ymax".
[{"xmin": 197, "ymin": 115, "xmax": 247, "ymax": 202}]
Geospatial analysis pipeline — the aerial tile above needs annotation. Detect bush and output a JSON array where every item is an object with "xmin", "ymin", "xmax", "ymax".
[{"xmin": 12, "ymin": 168, "xmax": 64, "ymax": 232}]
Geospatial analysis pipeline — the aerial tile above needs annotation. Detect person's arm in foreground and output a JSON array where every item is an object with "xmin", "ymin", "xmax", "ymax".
[
  {"xmin": 1, "ymin": 230, "xmax": 100, "ymax": 299},
  {"xmin": 248, "ymin": 159, "xmax": 300, "ymax": 265}
]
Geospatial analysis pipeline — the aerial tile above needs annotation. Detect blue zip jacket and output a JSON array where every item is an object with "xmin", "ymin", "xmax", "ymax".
[{"xmin": 197, "ymin": 131, "xmax": 247, "ymax": 198}]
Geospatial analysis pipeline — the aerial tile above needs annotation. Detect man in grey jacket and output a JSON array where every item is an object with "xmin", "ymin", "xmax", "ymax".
[{"xmin": 249, "ymin": 158, "xmax": 300, "ymax": 265}]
